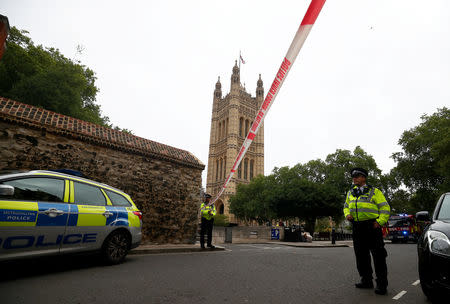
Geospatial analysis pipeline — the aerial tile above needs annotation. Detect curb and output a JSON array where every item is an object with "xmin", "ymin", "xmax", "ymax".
[
  {"xmin": 275, "ymin": 243, "xmax": 349, "ymax": 248},
  {"xmin": 130, "ymin": 246, "xmax": 226, "ymax": 255},
  {"xmin": 129, "ymin": 241, "xmax": 353, "ymax": 255}
]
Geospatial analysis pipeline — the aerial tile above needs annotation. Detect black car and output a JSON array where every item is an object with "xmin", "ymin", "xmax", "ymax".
[{"xmin": 417, "ymin": 192, "xmax": 450, "ymax": 301}]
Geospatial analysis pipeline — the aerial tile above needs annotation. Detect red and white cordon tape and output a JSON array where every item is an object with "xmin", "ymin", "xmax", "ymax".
[{"xmin": 209, "ymin": 0, "xmax": 327, "ymax": 206}]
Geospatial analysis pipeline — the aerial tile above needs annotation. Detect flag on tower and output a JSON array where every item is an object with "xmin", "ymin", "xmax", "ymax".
[{"xmin": 240, "ymin": 54, "xmax": 246, "ymax": 64}]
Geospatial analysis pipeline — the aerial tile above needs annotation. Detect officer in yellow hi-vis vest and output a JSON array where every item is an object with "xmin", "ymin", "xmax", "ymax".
[
  {"xmin": 199, "ymin": 193, "xmax": 216, "ymax": 249},
  {"xmin": 343, "ymin": 168, "xmax": 390, "ymax": 295}
]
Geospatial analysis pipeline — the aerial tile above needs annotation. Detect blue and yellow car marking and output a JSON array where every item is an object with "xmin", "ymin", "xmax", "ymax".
[
  {"xmin": 0, "ymin": 201, "xmax": 38, "ymax": 227},
  {"xmin": 35, "ymin": 202, "xmax": 69, "ymax": 226},
  {"xmin": 1, "ymin": 233, "xmax": 98, "ymax": 249},
  {"xmin": 67, "ymin": 204, "xmax": 78, "ymax": 226}
]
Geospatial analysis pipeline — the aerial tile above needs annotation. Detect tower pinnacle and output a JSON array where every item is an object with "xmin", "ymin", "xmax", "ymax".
[
  {"xmin": 256, "ymin": 74, "xmax": 264, "ymax": 99},
  {"xmin": 214, "ymin": 76, "xmax": 222, "ymax": 99}
]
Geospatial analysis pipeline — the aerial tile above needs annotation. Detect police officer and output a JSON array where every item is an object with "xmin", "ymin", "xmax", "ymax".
[
  {"xmin": 343, "ymin": 168, "xmax": 390, "ymax": 295},
  {"xmin": 199, "ymin": 193, "xmax": 216, "ymax": 249}
]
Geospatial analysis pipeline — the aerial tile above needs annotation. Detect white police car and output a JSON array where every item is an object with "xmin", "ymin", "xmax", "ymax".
[{"xmin": 0, "ymin": 170, "xmax": 142, "ymax": 264}]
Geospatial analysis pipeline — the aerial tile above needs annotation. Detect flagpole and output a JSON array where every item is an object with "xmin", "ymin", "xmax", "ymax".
[{"xmin": 239, "ymin": 50, "xmax": 241, "ymax": 70}]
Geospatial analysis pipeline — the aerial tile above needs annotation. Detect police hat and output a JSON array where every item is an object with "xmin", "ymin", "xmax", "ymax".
[
  {"xmin": 350, "ymin": 167, "xmax": 368, "ymax": 178},
  {"xmin": 204, "ymin": 193, "xmax": 212, "ymax": 198}
]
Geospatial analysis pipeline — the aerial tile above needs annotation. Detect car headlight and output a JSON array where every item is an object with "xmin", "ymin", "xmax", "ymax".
[{"xmin": 426, "ymin": 230, "xmax": 450, "ymax": 256}]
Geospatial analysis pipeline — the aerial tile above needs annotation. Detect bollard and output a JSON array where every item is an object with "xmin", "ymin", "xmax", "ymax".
[
  {"xmin": 331, "ymin": 228, "xmax": 336, "ymax": 244},
  {"xmin": 225, "ymin": 227, "xmax": 232, "ymax": 243}
]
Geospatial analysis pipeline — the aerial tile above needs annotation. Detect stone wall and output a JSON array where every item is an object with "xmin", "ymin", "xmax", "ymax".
[{"xmin": 0, "ymin": 97, "xmax": 205, "ymax": 244}]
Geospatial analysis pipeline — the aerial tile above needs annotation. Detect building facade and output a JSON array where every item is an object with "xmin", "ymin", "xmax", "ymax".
[{"xmin": 206, "ymin": 61, "xmax": 264, "ymax": 223}]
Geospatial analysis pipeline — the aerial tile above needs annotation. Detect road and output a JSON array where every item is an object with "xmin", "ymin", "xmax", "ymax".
[{"xmin": 0, "ymin": 243, "xmax": 429, "ymax": 304}]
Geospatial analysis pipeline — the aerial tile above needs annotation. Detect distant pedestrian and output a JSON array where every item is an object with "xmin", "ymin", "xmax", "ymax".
[
  {"xmin": 199, "ymin": 193, "xmax": 216, "ymax": 249},
  {"xmin": 343, "ymin": 168, "xmax": 390, "ymax": 295}
]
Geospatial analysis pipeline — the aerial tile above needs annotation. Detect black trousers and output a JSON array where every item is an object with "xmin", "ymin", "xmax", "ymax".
[
  {"xmin": 352, "ymin": 219, "xmax": 388, "ymax": 287},
  {"xmin": 200, "ymin": 217, "xmax": 214, "ymax": 246}
]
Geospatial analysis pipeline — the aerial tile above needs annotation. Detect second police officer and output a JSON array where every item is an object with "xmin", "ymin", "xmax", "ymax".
[
  {"xmin": 199, "ymin": 193, "xmax": 216, "ymax": 249},
  {"xmin": 343, "ymin": 168, "xmax": 391, "ymax": 295}
]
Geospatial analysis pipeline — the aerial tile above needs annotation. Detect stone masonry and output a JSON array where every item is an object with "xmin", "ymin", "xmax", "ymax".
[{"xmin": 0, "ymin": 97, "xmax": 205, "ymax": 244}]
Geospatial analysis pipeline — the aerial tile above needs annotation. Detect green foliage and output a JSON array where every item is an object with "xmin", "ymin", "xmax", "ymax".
[
  {"xmin": 324, "ymin": 146, "xmax": 382, "ymax": 196},
  {"xmin": 213, "ymin": 214, "xmax": 229, "ymax": 227},
  {"xmin": 392, "ymin": 107, "xmax": 450, "ymax": 213},
  {"xmin": 229, "ymin": 175, "xmax": 277, "ymax": 224},
  {"xmin": 0, "ymin": 27, "xmax": 126, "ymax": 130},
  {"xmin": 388, "ymin": 189, "xmax": 412, "ymax": 214}
]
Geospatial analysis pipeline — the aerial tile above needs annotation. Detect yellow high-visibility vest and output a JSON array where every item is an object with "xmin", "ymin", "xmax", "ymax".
[
  {"xmin": 200, "ymin": 203, "xmax": 216, "ymax": 220},
  {"xmin": 343, "ymin": 185, "xmax": 390, "ymax": 226}
]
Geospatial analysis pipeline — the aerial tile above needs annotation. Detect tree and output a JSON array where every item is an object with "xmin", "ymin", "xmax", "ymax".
[
  {"xmin": 388, "ymin": 189, "xmax": 412, "ymax": 214},
  {"xmin": 324, "ymin": 146, "xmax": 382, "ymax": 197},
  {"xmin": 392, "ymin": 107, "xmax": 450, "ymax": 212},
  {"xmin": 229, "ymin": 175, "xmax": 277, "ymax": 224},
  {"xmin": 0, "ymin": 27, "xmax": 110, "ymax": 126},
  {"xmin": 273, "ymin": 164, "xmax": 342, "ymax": 233}
]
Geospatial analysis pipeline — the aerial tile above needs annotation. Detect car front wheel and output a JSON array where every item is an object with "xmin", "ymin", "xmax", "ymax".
[
  {"xmin": 102, "ymin": 230, "xmax": 131, "ymax": 265},
  {"xmin": 418, "ymin": 263, "xmax": 445, "ymax": 302}
]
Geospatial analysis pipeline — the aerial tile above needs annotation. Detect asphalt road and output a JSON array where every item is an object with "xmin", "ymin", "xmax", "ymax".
[{"xmin": 0, "ymin": 243, "xmax": 429, "ymax": 304}]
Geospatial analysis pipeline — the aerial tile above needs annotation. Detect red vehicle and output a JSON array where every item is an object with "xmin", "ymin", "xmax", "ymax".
[{"xmin": 386, "ymin": 214, "xmax": 423, "ymax": 243}]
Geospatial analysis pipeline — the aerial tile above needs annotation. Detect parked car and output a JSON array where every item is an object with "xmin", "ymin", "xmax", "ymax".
[
  {"xmin": 417, "ymin": 192, "xmax": 450, "ymax": 301},
  {"xmin": 0, "ymin": 170, "xmax": 142, "ymax": 264}
]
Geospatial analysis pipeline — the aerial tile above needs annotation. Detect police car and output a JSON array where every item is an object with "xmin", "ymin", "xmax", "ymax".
[{"xmin": 0, "ymin": 170, "xmax": 142, "ymax": 264}]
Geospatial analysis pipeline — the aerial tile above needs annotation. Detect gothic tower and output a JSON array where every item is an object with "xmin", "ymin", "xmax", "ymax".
[{"xmin": 206, "ymin": 61, "xmax": 265, "ymax": 223}]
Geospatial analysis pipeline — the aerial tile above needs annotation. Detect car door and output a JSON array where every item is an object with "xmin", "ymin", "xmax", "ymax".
[
  {"xmin": 61, "ymin": 180, "xmax": 117, "ymax": 253},
  {"xmin": 0, "ymin": 177, "xmax": 69, "ymax": 260}
]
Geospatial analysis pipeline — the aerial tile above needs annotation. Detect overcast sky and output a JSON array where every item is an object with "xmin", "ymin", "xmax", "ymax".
[{"xmin": 3, "ymin": 0, "xmax": 449, "ymax": 187}]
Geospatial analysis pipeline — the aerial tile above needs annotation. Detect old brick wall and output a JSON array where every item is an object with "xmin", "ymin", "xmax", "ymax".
[{"xmin": 0, "ymin": 98, "xmax": 204, "ymax": 244}]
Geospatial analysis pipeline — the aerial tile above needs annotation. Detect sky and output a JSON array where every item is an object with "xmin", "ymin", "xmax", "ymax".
[{"xmin": 2, "ymin": 0, "xmax": 450, "ymax": 187}]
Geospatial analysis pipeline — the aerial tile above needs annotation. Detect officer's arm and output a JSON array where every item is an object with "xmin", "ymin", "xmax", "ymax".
[
  {"xmin": 374, "ymin": 189, "xmax": 390, "ymax": 226},
  {"xmin": 343, "ymin": 191, "xmax": 351, "ymax": 218}
]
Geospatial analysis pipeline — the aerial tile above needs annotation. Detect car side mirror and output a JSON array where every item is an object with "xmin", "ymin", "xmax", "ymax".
[
  {"xmin": 0, "ymin": 184, "xmax": 14, "ymax": 196},
  {"xmin": 416, "ymin": 211, "xmax": 430, "ymax": 222}
]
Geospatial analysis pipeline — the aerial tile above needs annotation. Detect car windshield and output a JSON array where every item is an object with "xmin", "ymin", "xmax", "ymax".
[
  {"xmin": 388, "ymin": 218, "xmax": 410, "ymax": 227},
  {"xmin": 436, "ymin": 194, "xmax": 450, "ymax": 220}
]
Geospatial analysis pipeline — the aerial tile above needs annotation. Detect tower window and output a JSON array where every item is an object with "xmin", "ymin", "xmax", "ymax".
[
  {"xmin": 250, "ymin": 159, "xmax": 254, "ymax": 180},
  {"xmin": 220, "ymin": 158, "xmax": 223, "ymax": 181},
  {"xmin": 239, "ymin": 118, "xmax": 243, "ymax": 137},
  {"xmin": 245, "ymin": 120, "xmax": 249, "ymax": 136},
  {"xmin": 226, "ymin": 118, "xmax": 229, "ymax": 136},
  {"xmin": 244, "ymin": 158, "xmax": 248, "ymax": 180},
  {"xmin": 238, "ymin": 163, "xmax": 242, "ymax": 179},
  {"xmin": 218, "ymin": 122, "xmax": 221, "ymax": 141},
  {"xmin": 216, "ymin": 160, "xmax": 219, "ymax": 181},
  {"xmin": 223, "ymin": 157, "xmax": 227, "ymax": 179}
]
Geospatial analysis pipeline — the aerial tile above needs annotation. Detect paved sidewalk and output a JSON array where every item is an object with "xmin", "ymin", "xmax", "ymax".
[
  {"xmin": 130, "ymin": 240, "xmax": 356, "ymax": 255},
  {"xmin": 130, "ymin": 243, "xmax": 226, "ymax": 254}
]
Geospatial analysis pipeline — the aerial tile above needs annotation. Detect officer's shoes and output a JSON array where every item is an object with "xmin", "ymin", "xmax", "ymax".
[
  {"xmin": 355, "ymin": 281, "xmax": 374, "ymax": 289},
  {"xmin": 374, "ymin": 286, "xmax": 387, "ymax": 295},
  {"xmin": 200, "ymin": 245, "xmax": 206, "ymax": 250},
  {"xmin": 207, "ymin": 244, "xmax": 216, "ymax": 249}
]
